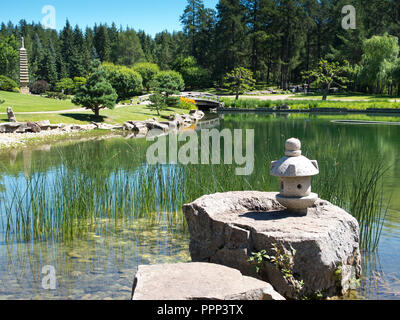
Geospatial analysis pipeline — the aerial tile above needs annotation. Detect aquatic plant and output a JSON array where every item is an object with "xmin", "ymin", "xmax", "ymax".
[{"xmin": 0, "ymin": 118, "xmax": 392, "ymax": 252}]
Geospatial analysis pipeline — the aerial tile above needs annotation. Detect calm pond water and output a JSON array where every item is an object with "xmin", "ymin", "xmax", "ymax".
[{"xmin": 0, "ymin": 112, "xmax": 399, "ymax": 300}]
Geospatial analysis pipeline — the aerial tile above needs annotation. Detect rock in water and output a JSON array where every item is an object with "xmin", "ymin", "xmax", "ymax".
[
  {"xmin": 7, "ymin": 107, "xmax": 17, "ymax": 122},
  {"xmin": 182, "ymin": 191, "xmax": 361, "ymax": 299},
  {"xmin": 132, "ymin": 262, "xmax": 285, "ymax": 300}
]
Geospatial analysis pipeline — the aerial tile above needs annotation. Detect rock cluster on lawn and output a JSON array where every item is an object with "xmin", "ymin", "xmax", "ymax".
[
  {"xmin": 123, "ymin": 110, "xmax": 205, "ymax": 137},
  {"xmin": 132, "ymin": 262, "xmax": 285, "ymax": 300},
  {"xmin": 182, "ymin": 191, "xmax": 361, "ymax": 299}
]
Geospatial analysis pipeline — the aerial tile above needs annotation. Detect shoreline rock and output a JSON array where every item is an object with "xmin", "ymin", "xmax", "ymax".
[
  {"xmin": 0, "ymin": 110, "xmax": 206, "ymax": 149},
  {"xmin": 132, "ymin": 262, "xmax": 285, "ymax": 300},
  {"xmin": 123, "ymin": 110, "xmax": 205, "ymax": 138},
  {"xmin": 182, "ymin": 191, "xmax": 361, "ymax": 299}
]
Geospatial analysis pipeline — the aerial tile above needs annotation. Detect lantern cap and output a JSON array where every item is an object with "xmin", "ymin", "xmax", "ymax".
[{"xmin": 270, "ymin": 138, "xmax": 319, "ymax": 177}]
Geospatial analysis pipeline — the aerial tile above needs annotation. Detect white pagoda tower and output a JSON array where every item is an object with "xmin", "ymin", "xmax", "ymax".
[{"xmin": 19, "ymin": 37, "xmax": 30, "ymax": 94}]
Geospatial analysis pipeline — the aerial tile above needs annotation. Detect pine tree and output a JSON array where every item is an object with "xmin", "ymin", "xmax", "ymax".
[
  {"xmin": 94, "ymin": 25, "xmax": 111, "ymax": 62},
  {"xmin": 243, "ymin": 0, "xmax": 274, "ymax": 78},
  {"xmin": 72, "ymin": 60, "xmax": 117, "ymax": 116},
  {"xmin": 215, "ymin": 0, "xmax": 249, "ymax": 80},
  {"xmin": 114, "ymin": 29, "xmax": 146, "ymax": 66},
  {"xmin": 60, "ymin": 20, "xmax": 75, "ymax": 78},
  {"xmin": 30, "ymin": 33, "xmax": 44, "ymax": 80},
  {"xmin": 69, "ymin": 25, "xmax": 89, "ymax": 77},
  {"xmin": 44, "ymin": 39, "xmax": 58, "ymax": 87}
]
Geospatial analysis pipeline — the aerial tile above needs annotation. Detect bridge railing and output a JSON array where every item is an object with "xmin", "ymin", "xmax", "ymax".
[{"xmin": 180, "ymin": 92, "xmax": 220, "ymax": 102}]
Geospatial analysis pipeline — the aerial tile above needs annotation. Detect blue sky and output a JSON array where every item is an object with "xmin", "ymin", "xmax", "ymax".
[{"xmin": 1, "ymin": 0, "xmax": 219, "ymax": 36}]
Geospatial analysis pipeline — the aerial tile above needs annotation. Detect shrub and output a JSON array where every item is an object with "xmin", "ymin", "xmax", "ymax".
[
  {"xmin": 150, "ymin": 71, "xmax": 185, "ymax": 97},
  {"xmin": 166, "ymin": 96, "xmax": 180, "ymax": 107},
  {"xmin": 55, "ymin": 78, "xmax": 75, "ymax": 94},
  {"xmin": 132, "ymin": 62, "xmax": 160, "ymax": 92},
  {"xmin": 0, "ymin": 75, "xmax": 19, "ymax": 92},
  {"xmin": 46, "ymin": 91, "xmax": 67, "ymax": 100},
  {"xmin": 56, "ymin": 77, "xmax": 88, "ymax": 95},
  {"xmin": 173, "ymin": 56, "xmax": 211, "ymax": 89},
  {"xmin": 102, "ymin": 62, "xmax": 143, "ymax": 101},
  {"xmin": 30, "ymin": 80, "xmax": 50, "ymax": 94}
]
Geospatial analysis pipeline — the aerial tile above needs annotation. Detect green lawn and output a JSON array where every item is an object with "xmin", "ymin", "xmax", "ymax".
[
  {"xmin": 0, "ymin": 91, "xmax": 78, "ymax": 112},
  {"xmin": 0, "ymin": 104, "xmax": 190, "ymax": 125},
  {"xmin": 0, "ymin": 91, "xmax": 190, "ymax": 124}
]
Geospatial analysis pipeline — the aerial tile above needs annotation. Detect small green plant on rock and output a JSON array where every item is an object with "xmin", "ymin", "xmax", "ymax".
[
  {"xmin": 248, "ymin": 249, "xmax": 270, "ymax": 273},
  {"xmin": 248, "ymin": 243, "xmax": 304, "ymax": 294}
]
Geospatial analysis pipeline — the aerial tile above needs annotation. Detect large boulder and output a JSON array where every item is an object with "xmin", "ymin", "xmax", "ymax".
[
  {"xmin": 182, "ymin": 191, "xmax": 361, "ymax": 299},
  {"xmin": 189, "ymin": 109, "xmax": 205, "ymax": 120},
  {"xmin": 27, "ymin": 121, "xmax": 41, "ymax": 133},
  {"xmin": 0, "ymin": 122, "xmax": 26, "ymax": 133},
  {"xmin": 145, "ymin": 120, "xmax": 169, "ymax": 132},
  {"xmin": 124, "ymin": 121, "xmax": 149, "ymax": 135},
  {"xmin": 132, "ymin": 262, "xmax": 285, "ymax": 300}
]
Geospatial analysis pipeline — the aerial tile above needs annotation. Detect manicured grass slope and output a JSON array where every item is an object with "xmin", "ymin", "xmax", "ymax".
[
  {"xmin": 0, "ymin": 104, "xmax": 189, "ymax": 125},
  {"xmin": 0, "ymin": 91, "xmax": 77, "ymax": 112}
]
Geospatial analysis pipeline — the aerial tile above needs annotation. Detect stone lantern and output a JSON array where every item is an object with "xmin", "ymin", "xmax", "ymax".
[{"xmin": 270, "ymin": 138, "xmax": 319, "ymax": 214}]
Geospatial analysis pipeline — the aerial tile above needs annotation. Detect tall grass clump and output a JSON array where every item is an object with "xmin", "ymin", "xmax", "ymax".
[{"xmin": 314, "ymin": 154, "xmax": 390, "ymax": 252}]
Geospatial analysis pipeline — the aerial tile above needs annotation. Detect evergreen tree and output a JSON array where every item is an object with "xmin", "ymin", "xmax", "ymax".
[
  {"xmin": 94, "ymin": 24, "xmax": 111, "ymax": 62},
  {"xmin": 154, "ymin": 31, "xmax": 174, "ymax": 70},
  {"xmin": 43, "ymin": 39, "xmax": 58, "ymax": 87},
  {"xmin": 138, "ymin": 30, "xmax": 156, "ymax": 63},
  {"xmin": 60, "ymin": 20, "xmax": 75, "ymax": 78},
  {"xmin": 69, "ymin": 25, "xmax": 89, "ymax": 77},
  {"xmin": 215, "ymin": 0, "xmax": 249, "ymax": 80},
  {"xmin": 243, "ymin": 0, "xmax": 274, "ymax": 78},
  {"xmin": 114, "ymin": 29, "xmax": 146, "ymax": 66},
  {"xmin": 72, "ymin": 60, "xmax": 117, "ymax": 116},
  {"xmin": 223, "ymin": 66, "xmax": 256, "ymax": 99}
]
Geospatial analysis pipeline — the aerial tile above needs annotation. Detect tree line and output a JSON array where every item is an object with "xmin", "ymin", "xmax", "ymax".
[{"xmin": 1, "ymin": 0, "xmax": 400, "ymax": 95}]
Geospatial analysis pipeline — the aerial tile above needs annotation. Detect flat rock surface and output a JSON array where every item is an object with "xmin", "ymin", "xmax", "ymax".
[
  {"xmin": 132, "ymin": 262, "xmax": 285, "ymax": 300},
  {"xmin": 183, "ymin": 191, "xmax": 361, "ymax": 298}
]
